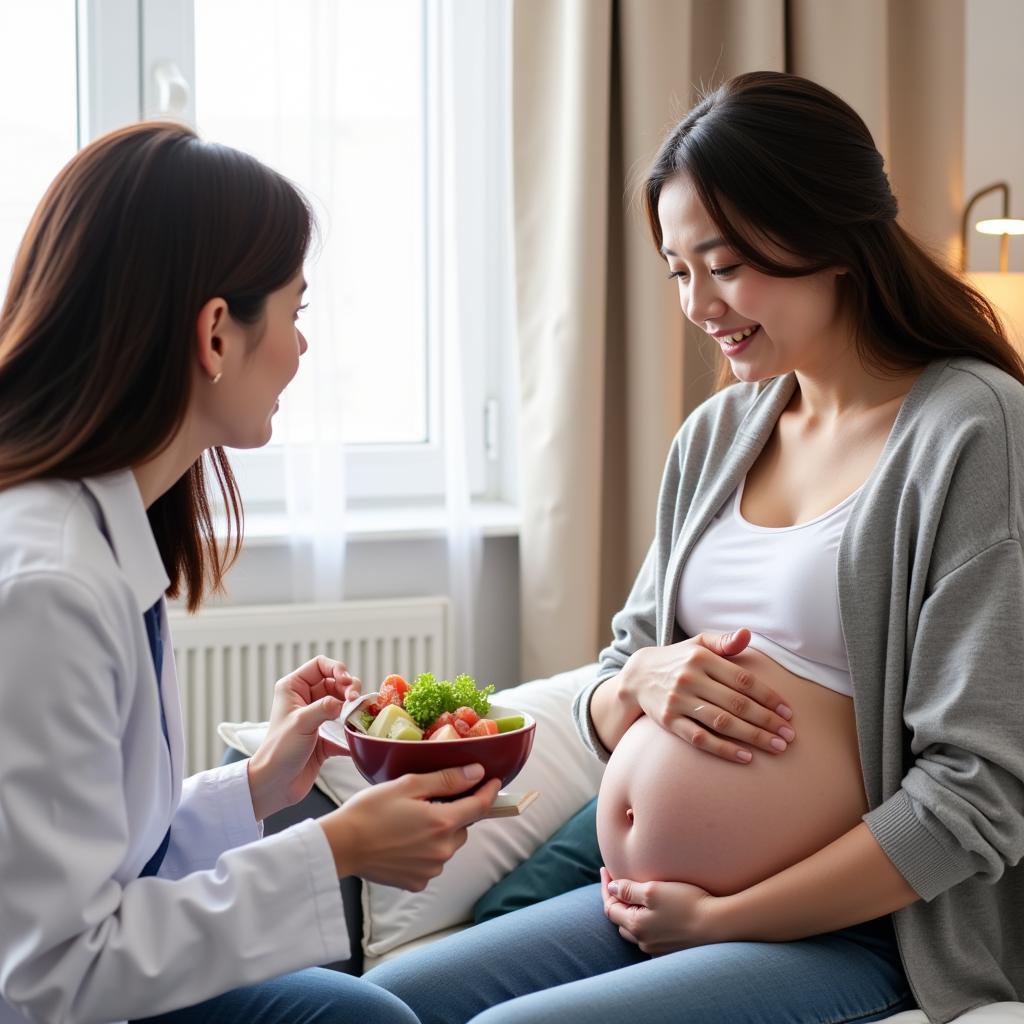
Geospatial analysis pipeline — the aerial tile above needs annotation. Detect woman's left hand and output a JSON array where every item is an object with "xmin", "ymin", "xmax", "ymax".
[
  {"xmin": 601, "ymin": 866, "xmax": 723, "ymax": 955},
  {"xmin": 247, "ymin": 656, "xmax": 361, "ymax": 821}
]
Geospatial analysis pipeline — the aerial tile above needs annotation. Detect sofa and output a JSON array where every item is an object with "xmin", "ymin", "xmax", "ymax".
[{"xmin": 220, "ymin": 664, "xmax": 1024, "ymax": 1023}]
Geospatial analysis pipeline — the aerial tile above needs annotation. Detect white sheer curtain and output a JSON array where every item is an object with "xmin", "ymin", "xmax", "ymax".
[
  {"xmin": 288, "ymin": 0, "xmax": 487, "ymax": 662},
  {"xmin": 435, "ymin": 0, "xmax": 485, "ymax": 678},
  {"xmin": 260, "ymin": 0, "xmax": 349, "ymax": 604},
  {"xmin": 279, "ymin": 2, "xmax": 347, "ymax": 604}
]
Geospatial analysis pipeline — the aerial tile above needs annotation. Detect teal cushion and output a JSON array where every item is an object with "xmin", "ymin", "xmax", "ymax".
[{"xmin": 472, "ymin": 796, "xmax": 602, "ymax": 923}]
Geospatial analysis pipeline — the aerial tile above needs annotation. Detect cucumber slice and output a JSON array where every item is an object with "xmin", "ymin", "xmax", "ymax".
[
  {"xmin": 492, "ymin": 715, "xmax": 525, "ymax": 733},
  {"xmin": 347, "ymin": 709, "xmax": 372, "ymax": 734},
  {"xmin": 368, "ymin": 704, "xmax": 416, "ymax": 738},
  {"xmin": 387, "ymin": 719, "xmax": 424, "ymax": 741}
]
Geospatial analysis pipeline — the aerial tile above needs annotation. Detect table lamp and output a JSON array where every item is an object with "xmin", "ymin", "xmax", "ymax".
[{"xmin": 961, "ymin": 182, "xmax": 1024, "ymax": 350}]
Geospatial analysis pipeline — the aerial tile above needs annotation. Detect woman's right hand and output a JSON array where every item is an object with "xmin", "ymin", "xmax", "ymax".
[
  {"xmin": 318, "ymin": 764, "xmax": 502, "ymax": 890},
  {"xmin": 620, "ymin": 629, "xmax": 795, "ymax": 762}
]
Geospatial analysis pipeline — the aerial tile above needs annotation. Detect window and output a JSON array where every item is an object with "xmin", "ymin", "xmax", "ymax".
[
  {"xmin": 3, "ymin": 0, "xmax": 514, "ymax": 508},
  {"xmin": 195, "ymin": 1, "xmax": 430, "ymax": 450}
]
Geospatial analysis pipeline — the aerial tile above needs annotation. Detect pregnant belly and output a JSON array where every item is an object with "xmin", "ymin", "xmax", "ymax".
[{"xmin": 596, "ymin": 648, "xmax": 868, "ymax": 896}]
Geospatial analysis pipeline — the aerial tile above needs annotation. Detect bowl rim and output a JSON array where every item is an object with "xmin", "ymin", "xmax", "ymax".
[{"xmin": 345, "ymin": 701, "xmax": 535, "ymax": 743}]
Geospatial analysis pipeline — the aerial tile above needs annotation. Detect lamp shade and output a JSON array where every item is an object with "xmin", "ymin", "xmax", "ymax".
[
  {"xmin": 976, "ymin": 218, "xmax": 1024, "ymax": 236},
  {"xmin": 968, "ymin": 272, "xmax": 1024, "ymax": 353}
]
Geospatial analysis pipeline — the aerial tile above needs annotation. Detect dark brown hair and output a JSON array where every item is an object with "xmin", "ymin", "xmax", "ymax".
[
  {"xmin": 642, "ymin": 71, "xmax": 1024, "ymax": 388},
  {"xmin": 0, "ymin": 121, "xmax": 313, "ymax": 609}
]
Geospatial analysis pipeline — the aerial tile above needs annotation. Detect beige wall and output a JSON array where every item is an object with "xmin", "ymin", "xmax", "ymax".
[{"xmin": 964, "ymin": 0, "xmax": 1024, "ymax": 273}]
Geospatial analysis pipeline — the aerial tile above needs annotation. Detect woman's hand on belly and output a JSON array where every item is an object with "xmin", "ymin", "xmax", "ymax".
[
  {"xmin": 601, "ymin": 866, "xmax": 722, "ymax": 956},
  {"xmin": 619, "ymin": 629, "xmax": 797, "ymax": 763}
]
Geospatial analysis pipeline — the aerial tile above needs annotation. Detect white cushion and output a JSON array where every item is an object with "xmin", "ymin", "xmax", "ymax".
[
  {"xmin": 362, "ymin": 924, "xmax": 471, "ymax": 971},
  {"xmin": 219, "ymin": 663, "xmax": 605, "ymax": 957}
]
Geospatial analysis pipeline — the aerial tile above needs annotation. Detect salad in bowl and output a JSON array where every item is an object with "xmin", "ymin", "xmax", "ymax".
[{"xmin": 321, "ymin": 673, "xmax": 535, "ymax": 791}]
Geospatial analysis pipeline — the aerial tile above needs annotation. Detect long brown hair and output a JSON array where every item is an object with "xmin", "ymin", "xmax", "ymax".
[
  {"xmin": 0, "ymin": 122, "xmax": 313, "ymax": 609},
  {"xmin": 642, "ymin": 71, "xmax": 1024, "ymax": 389}
]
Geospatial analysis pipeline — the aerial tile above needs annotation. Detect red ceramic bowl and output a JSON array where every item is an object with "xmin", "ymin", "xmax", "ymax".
[{"xmin": 321, "ymin": 697, "xmax": 535, "ymax": 791}]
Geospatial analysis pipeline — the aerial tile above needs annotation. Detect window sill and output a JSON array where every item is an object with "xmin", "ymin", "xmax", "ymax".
[{"xmin": 234, "ymin": 500, "xmax": 521, "ymax": 546}]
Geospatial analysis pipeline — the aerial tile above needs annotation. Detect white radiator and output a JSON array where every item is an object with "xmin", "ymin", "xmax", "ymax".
[{"xmin": 168, "ymin": 597, "xmax": 452, "ymax": 774}]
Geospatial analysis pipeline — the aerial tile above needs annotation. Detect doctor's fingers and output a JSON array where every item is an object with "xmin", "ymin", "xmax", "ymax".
[
  {"xmin": 304, "ymin": 673, "xmax": 361, "ymax": 703},
  {"xmin": 286, "ymin": 655, "xmax": 352, "ymax": 685},
  {"xmin": 281, "ymin": 656, "xmax": 359, "ymax": 697},
  {"xmin": 441, "ymin": 777, "xmax": 503, "ymax": 829}
]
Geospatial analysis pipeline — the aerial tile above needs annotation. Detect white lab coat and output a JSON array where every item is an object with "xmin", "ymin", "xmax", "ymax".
[{"xmin": 0, "ymin": 472, "xmax": 349, "ymax": 1024}]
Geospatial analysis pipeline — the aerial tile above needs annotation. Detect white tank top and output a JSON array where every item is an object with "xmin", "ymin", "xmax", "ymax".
[{"xmin": 675, "ymin": 478, "xmax": 857, "ymax": 696}]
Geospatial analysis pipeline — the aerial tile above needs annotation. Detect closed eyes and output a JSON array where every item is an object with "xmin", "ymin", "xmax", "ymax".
[{"xmin": 667, "ymin": 265, "xmax": 740, "ymax": 282}]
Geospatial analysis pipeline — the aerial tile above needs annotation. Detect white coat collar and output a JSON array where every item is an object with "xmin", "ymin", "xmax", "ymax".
[{"xmin": 82, "ymin": 470, "xmax": 170, "ymax": 613}]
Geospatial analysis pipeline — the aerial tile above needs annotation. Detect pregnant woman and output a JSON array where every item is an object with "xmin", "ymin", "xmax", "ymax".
[{"xmin": 366, "ymin": 72, "xmax": 1024, "ymax": 1023}]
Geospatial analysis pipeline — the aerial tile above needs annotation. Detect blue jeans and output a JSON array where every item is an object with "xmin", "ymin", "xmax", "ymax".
[
  {"xmin": 364, "ymin": 884, "xmax": 916, "ymax": 1024},
  {"xmin": 131, "ymin": 966, "xmax": 418, "ymax": 1024}
]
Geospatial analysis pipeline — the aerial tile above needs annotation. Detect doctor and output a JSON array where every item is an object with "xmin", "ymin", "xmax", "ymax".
[{"xmin": 0, "ymin": 122, "xmax": 500, "ymax": 1023}]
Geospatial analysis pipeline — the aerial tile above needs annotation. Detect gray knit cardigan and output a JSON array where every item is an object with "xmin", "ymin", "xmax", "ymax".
[{"xmin": 574, "ymin": 358, "xmax": 1024, "ymax": 1023}]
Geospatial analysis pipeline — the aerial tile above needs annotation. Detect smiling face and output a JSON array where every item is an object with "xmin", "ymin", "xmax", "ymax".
[
  {"xmin": 194, "ymin": 272, "xmax": 309, "ymax": 450},
  {"xmin": 236, "ymin": 274, "xmax": 309, "ymax": 447},
  {"xmin": 657, "ymin": 175, "xmax": 851, "ymax": 383}
]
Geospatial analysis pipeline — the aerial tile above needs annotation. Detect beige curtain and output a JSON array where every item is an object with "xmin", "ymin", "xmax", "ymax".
[{"xmin": 513, "ymin": 0, "xmax": 965, "ymax": 680}]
